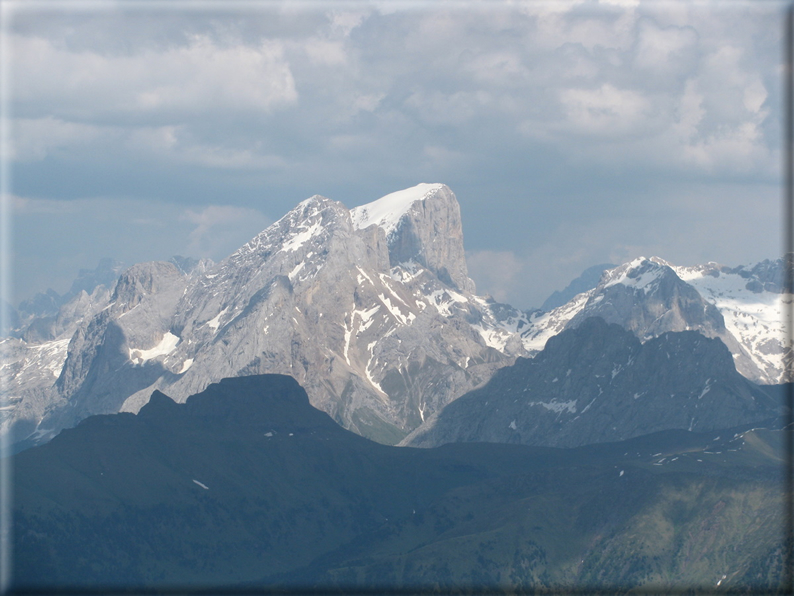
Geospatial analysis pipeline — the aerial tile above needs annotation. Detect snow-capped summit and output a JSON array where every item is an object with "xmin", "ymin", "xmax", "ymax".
[
  {"xmin": 567, "ymin": 256, "xmax": 728, "ymax": 340},
  {"xmin": 519, "ymin": 256, "xmax": 789, "ymax": 384},
  {"xmin": 353, "ymin": 183, "xmax": 474, "ymax": 293},
  {"xmin": 3, "ymin": 184, "xmax": 789, "ymax": 452},
  {"xmin": 600, "ymin": 256, "xmax": 672, "ymax": 293},
  {"xmin": 671, "ymin": 258, "xmax": 790, "ymax": 385},
  {"xmin": 350, "ymin": 183, "xmax": 444, "ymax": 236},
  {"xmin": 5, "ymin": 184, "xmax": 521, "ymax": 449}
]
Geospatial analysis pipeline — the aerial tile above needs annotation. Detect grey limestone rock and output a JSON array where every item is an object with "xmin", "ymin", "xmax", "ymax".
[
  {"xmin": 5, "ymin": 189, "xmax": 789, "ymax": 450},
  {"xmin": 10, "ymin": 185, "xmax": 523, "ymax": 448},
  {"xmin": 376, "ymin": 184, "xmax": 475, "ymax": 293}
]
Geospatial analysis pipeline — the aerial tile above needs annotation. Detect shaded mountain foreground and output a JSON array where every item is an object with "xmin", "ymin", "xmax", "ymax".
[
  {"xmin": 404, "ymin": 317, "xmax": 782, "ymax": 448},
  {"xmin": 13, "ymin": 375, "xmax": 786, "ymax": 592}
]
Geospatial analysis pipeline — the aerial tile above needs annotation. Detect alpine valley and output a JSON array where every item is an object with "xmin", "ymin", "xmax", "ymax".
[{"xmin": 5, "ymin": 183, "xmax": 790, "ymax": 592}]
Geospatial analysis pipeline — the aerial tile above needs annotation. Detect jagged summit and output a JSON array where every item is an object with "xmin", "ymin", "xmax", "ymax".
[
  {"xmin": 6, "ymin": 184, "xmax": 524, "ymax": 449},
  {"xmin": 3, "ymin": 184, "xmax": 789, "ymax": 452},
  {"xmin": 230, "ymin": 194, "xmax": 346, "ymax": 263},
  {"xmin": 570, "ymin": 256, "xmax": 726, "ymax": 339},
  {"xmin": 599, "ymin": 256, "xmax": 673, "ymax": 294}
]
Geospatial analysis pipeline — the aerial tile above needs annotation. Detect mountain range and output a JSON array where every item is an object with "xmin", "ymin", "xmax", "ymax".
[
  {"xmin": 404, "ymin": 316, "xmax": 781, "ymax": 448},
  {"xmin": 12, "ymin": 374, "xmax": 785, "ymax": 592},
  {"xmin": 3, "ymin": 183, "xmax": 790, "ymax": 451}
]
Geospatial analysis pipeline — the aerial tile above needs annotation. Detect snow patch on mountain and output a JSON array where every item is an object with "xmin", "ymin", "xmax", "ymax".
[
  {"xmin": 205, "ymin": 308, "xmax": 229, "ymax": 331},
  {"xmin": 429, "ymin": 289, "xmax": 468, "ymax": 317},
  {"xmin": 351, "ymin": 183, "xmax": 444, "ymax": 237},
  {"xmin": 602, "ymin": 257, "xmax": 670, "ymax": 293},
  {"xmin": 378, "ymin": 294, "xmax": 415, "ymax": 326},
  {"xmin": 521, "ymin": 292, "xmax": 590, "ymax": 353},
  {"xmin": 528, "ymin": 399, "xmax": 578, "ymax": 414},
  {"xmin": 281, "ymin": 220, "xmax": 323, "ymax": 254},
  {"xmin": 673, "ymin": 263, "xmax": 788, "ymax": 383},
  {"xmin": 129, "ymin": 332, "xmax": 180, "ymax": 365}
]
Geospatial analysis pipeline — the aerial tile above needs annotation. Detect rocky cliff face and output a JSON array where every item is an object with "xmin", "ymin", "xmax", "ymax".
[
  {"xmin": 7, "ymin": 185, "xmax": 526, "ymax": 448},
  {"xmin": 351, "ymin": 184, "xmax": 475, "ymax": 293},
  {"xmin": 403, "ymin": 317, "xmax": 780, "ymax": 449},
  {"xmin": 1, "ymin": 260, "xmax": 131, "ymax": 447},
  {"xmin": 4, "ymin": 185, "xmax": 789, "ymax": 451}
]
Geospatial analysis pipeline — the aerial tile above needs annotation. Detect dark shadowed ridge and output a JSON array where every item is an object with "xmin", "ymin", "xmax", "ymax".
[
  {"xmin": 12, "ymin": 373, "xmax": 785, "ymax": 592},
  {"xmin": 405, "ymin": 317, "xmax": 780, "ymax": 448}
]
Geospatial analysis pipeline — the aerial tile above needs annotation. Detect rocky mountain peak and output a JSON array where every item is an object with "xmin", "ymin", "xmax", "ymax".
[
  {"xmin": 524, "ymin": 255, "xmax": 788, "ymax": 385},
  {"xmin": 598, "ymin": 256, "xmax": 673, "ymax": 293},
  {"xmin": 22, "ymin": 182, "xmax": 517, "ymax": 447},
  {"xmin": 732, "ymin": 257, "xmax": 787, "ymax": 294},
  {"xmin": 111, "ymin": 261, "xmax": 185, "ymax": 311},
  {"xmin": 569, "ymin": 256, "xmax": 726, "ymax": 341},
  {"xmin": 229, "ymin": 194, "xmax": 346, "ymax": 264},
  {"xmin": 6, "ymin": 183, "xmax": 788, "ymax": 452},
  {"xmin": 352, "ymin": 183, "xmax": 474, "ymax": 293}
]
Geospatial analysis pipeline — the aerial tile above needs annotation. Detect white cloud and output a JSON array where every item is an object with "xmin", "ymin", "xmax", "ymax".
[
  {"xmin": 11, "ymin": 118, "xmax": 288, "ymax": 170},
  {"xmin": 559, "ymin": 84, "xmax": 651, "ymax": 136},
  {"xmin": 634, "ymin": 18, "xmax": 698, "ymax": 71},
  {"xmin": 10, "ymin": 194, "xmax": 82, "ymax": 215},
  {"xmin": 679, "ymin": 120, "xmax": 772, "ymax": 174},
  {"xmin": 126, "ymin": 126, "xmax": 287, "ymax": 170},
  {"xmin": 743, "ymin": 79, "xmax": 768, "ymax": 115},
  {"xmin": 352, "ymin": 93, "xmax": 385, "ymax": 113},
  {"xmin": 517, "ymin": 1, "xmax": 587, "ymax": 19},
  {"xmin": 674, "ymin": 78, "xmax": 705, "ymax": 140},
  {"xmin": 464, "ymin": 51, "xmax": 530, "ymax": 86},
  {"xmin": 180, "ymin": 145, "xmax": 287, "ymax": 170},
  {"xmin": 12, "ymin": 33, "xmax": 298, "ymax": 117},
  {"xmin": 599, "ymin": 0, "xmax": 639, "ymax": 8},
  {"xmin": 404, "ymin": 90, "xmax": 491, "ymax": 126},
  {"xmin": 10, "ymin": 117, "xmax": 117, "ymax": 162},
  {"xmin": 522, "ymin": 4, "xmax": 638, "ymax": 52},
  {"xmin": 329, "ymin": 11, "xmax": 368, "ymax": 37},
  {"xmin": 303, "ymin": 38, "xmax": 347, "ymax": 66}
]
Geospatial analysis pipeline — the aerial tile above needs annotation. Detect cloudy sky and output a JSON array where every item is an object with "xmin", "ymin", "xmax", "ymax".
[{"xmin": 2, "ymin": 0, "xmax": 785, "ymax": 310}]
